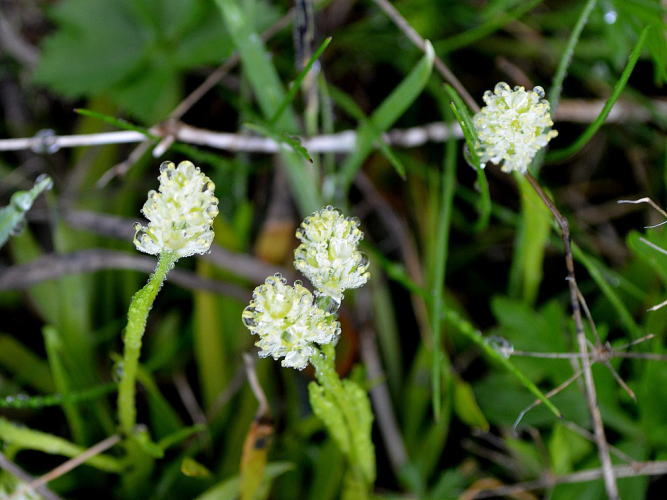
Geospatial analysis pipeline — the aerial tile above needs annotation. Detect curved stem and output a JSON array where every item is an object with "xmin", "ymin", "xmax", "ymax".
[{"xmin": 117, "ymin": 252, "xmax": 177, "ymax": 435}]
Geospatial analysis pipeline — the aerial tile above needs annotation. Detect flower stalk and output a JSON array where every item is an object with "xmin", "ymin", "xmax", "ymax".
[{"xmin": 117, "ymin": 251, "xmax": 176, "ymax": 434}]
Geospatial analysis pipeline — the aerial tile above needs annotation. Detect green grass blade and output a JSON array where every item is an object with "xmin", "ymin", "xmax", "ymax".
[
  {"xmin": 337, "ymin": 41, "xmax": 434, "ymax": 193},
  {"xmin": 443, "ymin": 84, "xmax": 490, "ymax": 231},
  {"xmin": 0, "ymin": 417, "xmax": 122, "ymax": 472},
  {"xmin": 371, "ymin": 252, "xmax": 561, "ymax": 419},
  {"xmin": 0, "ymin": 383, "xmax": 115, "ymax": 409},
  {"xmin": 547, "ymin": 26, "xmax": 650, "ymax": 162},
  {"xmin": 442, "ymin": 309, "xmax": 562, "ymax": 419},
  {"xmin": 328, "ymin": 86, "xmax": 408, "ymax": 179},
  {"xmin": 74, "ymin": 108, "xmax": 155, "ymax": 137},
  {"xmin": 430, "ymin": 112, "xmax": 457, "ymax": 420},
  {"xmin": 0, "ymin": 175, "xmax": 53, "ymax": 249},
  {"xmin": 0, "ymin": 334, "xmax": 55, "ymax": 393},
  {"xmin": 572, "ymin": 243, "xmax": 643, "ymax": 339},
  {"xmin": 43, "ymin": 326, "xmax": 87, "ymax": 444},
  {"xmin": 268, "ymin": 36, "xmax": 332, "ymax": 126},
  {"xmin": 436, "ymin": 0, "xmax": 543, "ymax": 54},
  {"xmin": 215, "ymin": 0, "xmax": 320, "ymax": 214},
  {"xmin": 548, "ymin": 0, "xmax": 598, "ymax": 113},
  {"xmin": 244, "ymin": 122, "xmax": 314, "ymax": 164}
]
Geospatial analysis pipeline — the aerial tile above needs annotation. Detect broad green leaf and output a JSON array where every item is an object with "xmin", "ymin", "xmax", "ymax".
[
  {"xmin": 195, "ymin": 462, "xmax": 294, "ymax": 500},
  {"xmin": 508, "ymin": 174, "xmax": 551, "ymax": 304},
  {"xmin": 35, "ymin": 0, "xmax": 234, "ymax": 122},
  {"xmin": 453, "ymin": 376, "xmax": 489, "ymax": 431}
]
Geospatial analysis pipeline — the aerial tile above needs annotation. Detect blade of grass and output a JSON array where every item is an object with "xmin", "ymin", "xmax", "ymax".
[
  {"xmin": 572, "ymin": 243, "xmax": 643, "ymax": 340},
  {"xmin": 328, "ymin": 86, "xmax": 408, "ymax": 180},
  {"xmin": 430, "ymin": 108, "xmax": 457, "ymax": 420},
  {"xmin": 43, "ymin": 326, "xmax": 87, "ymax": 445},
  {"xmin": 442, "ymin": 309, "xmax": 561, "ymax": 418},
  {"xmin": 548, "ymin": 0, "xmax": 598, "ymax": 114},
  {"xmin": 547, "ymin": 26, "xmax": 651, "ymax": 162},
  {"xmin": 0, "ymin": 418, "xmax": 122, "ymax": 473},
  {"xmin": 436, "ymin": 0, "xmax": 543, "ymax": 54},
  {"xmin": 443, "ymin": 84, "xmax": 490, "ymax": 231},
  {"xmin": 0, "ymin": 334, "xmax": 55, "ymax": 393},
  {"xmin": 268, "ymin": 36, "xmax": 332, "ymax": 126},
  {"xmin": 371, "ymin": 250, "xmax": 561, "ymax": 419},
  {"xmin": 0, "ymin": 383, "xmax": 115, "ymax": 409},
  {"xmin": 214, "ymin": 0, "xmax": 320, "ymax": 214},
  {"xmin": 337, "ymin": 41, "xmax": 434, "ymax": 193}
]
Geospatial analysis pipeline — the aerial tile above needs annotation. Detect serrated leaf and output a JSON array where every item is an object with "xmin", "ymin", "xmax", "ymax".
[{"xmin": 308, "ymin": 382, "xmax": 350, "ymax": 455}]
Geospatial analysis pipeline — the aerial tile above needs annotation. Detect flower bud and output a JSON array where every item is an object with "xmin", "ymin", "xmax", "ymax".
[
  {"xmin": 473, "ymin": 82, "xmax": 558, "ymax": 174},
  {"xmin": 242, "ymin": 274, "xmax": 341, "ymax": 370},
  {"xmin": 133, "ymin": 161, "xmax": 219, "ymax": 258},
  {"xmin": 294, "ymin": 206, "xmax": 370, "ymax": 302}
]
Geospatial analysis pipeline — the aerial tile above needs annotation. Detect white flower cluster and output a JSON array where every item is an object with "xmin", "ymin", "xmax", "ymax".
[
  {"xmin": 242, "ymin": 274, "xmax": 340, "ymax": 370},
  {"xmin": 294, "ymin": 206, "xmax": 370, "ymax": 302},
  {"xmin": 473, "ymin": 82, "xmax": 558, "ymax": 174},
  {"xmin": 134, "ymin": 161, "xmax": 219, "ymax": 258},
  {"xmin": 242, "ymin": 206, "xmax": 370, "ymax": 369}
]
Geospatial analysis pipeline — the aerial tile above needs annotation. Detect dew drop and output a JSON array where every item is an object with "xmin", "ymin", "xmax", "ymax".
[
  {"xmin": 316, "ymin": 294, "xmax": 341, "ymax": 314},
  {"xmin": 603, "ymin": 9, "xmax": 617, "ymax": 24},
  {"xmin": 532, "ymin": 86, "xmax": 546, "ymax": 99},
  {"xmin": 10, "ymin": 192, "xmax": 32, "ymax": 212},
  {"xmin": 34, "ymin": 173, "xmax": 54, "ymax": 191},
  {"xmin": 494, "ymin": 82, "xmax": 511, "ymax": 94},
  {"xmin": 30, "ymin": 129, "xmax": 59, "ymax": 154}
]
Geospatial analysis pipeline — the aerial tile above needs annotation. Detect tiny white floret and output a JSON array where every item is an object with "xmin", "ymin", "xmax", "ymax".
[
  {"xmin": 473, "ymin": 82, "xmax": 558, "ymax": 174},
  {"xmin": 133, "ymin": 161, "xmax": 219, "ymax": 258},
  {"xmin": 294, "ymin": 206, "xmax": 370, "ymax": 302},
  {"xmin": 242, "ymin": 274, "xmax": 341, "ymax": 370}
]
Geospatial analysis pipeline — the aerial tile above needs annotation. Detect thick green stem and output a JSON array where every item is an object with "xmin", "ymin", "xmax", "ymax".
[
  {"xmin": 310, "ymin": 345, "xmax": 371, "ymax": 497},
  {"xmin": 117, "ymin": 252, "xmax": 176, "ymax": 435}
]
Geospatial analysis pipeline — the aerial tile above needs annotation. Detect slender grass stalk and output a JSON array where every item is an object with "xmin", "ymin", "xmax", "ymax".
[
  {"xmin": 548, "ymin": 0, "xmax": 598, "ymax": 114},
  {"xmin": 547, "ymin": 26, "xmax": 650, "ymax": 162},
  {"xmin": 117, "ymin": 252, "xmax": 177, "ymax": 435},
  {"xmin": 430, "ymin": 111, "xmax": 457, "ymax": 420}
]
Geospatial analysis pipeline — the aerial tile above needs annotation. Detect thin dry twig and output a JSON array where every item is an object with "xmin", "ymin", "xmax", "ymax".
[
  {"xmin": 1, "ymin": 99, "xmax": 663, "ymax": 155},
  {"xmin": 242, "ymin": 353, "xmax": 270, "ymax": 418},
  {"xmin": 356, "ymin": 287, "xmax": 408, "ymax": 477},
  {"xmin": 0, "ymin": 249, "xmax": 248, "ymax": 300},
  {"xmin": 7, "ymin": 435, "xmax": 121, "ymax": 500},
  {"xmin": 0, "ymin": 452, "xmax": 62, "ymax": 500},
  {"xmin": 173, "ymin": 372, "xmax": 208, "ymax": 427},
  {"xmin": 369, "ymin": 0, "xmax": 479, "ymax": 111},
  {"xmin": 468, "ymin": 460, "xmax": 667, "ymax": 499},
  {"xmin": 525, "ymin": 173, "xmax": 618, "ymax": 499}
]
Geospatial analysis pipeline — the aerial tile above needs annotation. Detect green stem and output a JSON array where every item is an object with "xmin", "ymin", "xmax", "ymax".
[
  {"xmin": 117, "ymin": 252, "xmax": 177, "ymax": 435},
  {"xmin": 310, "ymin": 345, "xmax": 370, "ymax": 496}
]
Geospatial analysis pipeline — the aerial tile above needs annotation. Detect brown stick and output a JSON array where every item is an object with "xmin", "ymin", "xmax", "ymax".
[
  {"xmin": 7, "ymin": 435, "xmax": 121, "ymax": 500},
  {"xmin": 525, "ymin": 173, "xmax": 618, "ymax": 499},
  {"xmin": 369, "ymin": 0, "xmax": 479, "ymax": 112},
  {"xmin": 469, "ymin": 460, "xmax": 667, "ymax": 498}
]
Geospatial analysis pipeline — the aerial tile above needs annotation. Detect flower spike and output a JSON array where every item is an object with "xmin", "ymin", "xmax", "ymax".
[
  {"xmin": 294, "ymin": 206, "xmax": 370, "ymax": 303},
  {"xmin": 133, "ymin": 160, "xmax": 219, "ymax": 258},
  {"xmin": 242, "ymin": 274, "xmax": 341, "ymax": 370},
  {"xmin": 473, "ymin": 82, "xmax": 558, "ymax": 174}
]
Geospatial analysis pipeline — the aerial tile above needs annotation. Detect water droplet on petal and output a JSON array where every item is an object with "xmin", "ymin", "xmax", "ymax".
[
  {"xmin": 494, "ymin": 82, "xmax": 511, "ymax": 94},
  {"xmin": 316, "ymin": 294, "xmax": 341, "ymax": 314},
  {"xmin": 533, "ymin": 86, "xmax": 546, "ymax": 99}
]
